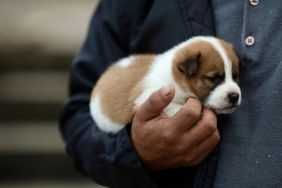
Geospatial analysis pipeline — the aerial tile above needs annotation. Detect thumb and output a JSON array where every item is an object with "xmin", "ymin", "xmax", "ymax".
[{"xmin": 136, "ymin": 84, "xmax": 175, "ymax": 121}]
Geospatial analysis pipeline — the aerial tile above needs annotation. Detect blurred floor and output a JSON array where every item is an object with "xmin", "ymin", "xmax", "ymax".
[{"xmin": 0, "ymin": 0, "xmax": 105, "ymax": 187}]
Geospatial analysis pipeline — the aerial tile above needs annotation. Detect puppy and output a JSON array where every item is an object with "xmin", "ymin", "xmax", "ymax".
[{"xmin": 90, "ymin": 36, "xmax": 241, "ymax": 133}]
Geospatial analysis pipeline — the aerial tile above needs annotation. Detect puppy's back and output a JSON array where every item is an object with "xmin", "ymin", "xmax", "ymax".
[{"xmin": 91, "ymin": 55, "xmax": 155, "ymax": 131}]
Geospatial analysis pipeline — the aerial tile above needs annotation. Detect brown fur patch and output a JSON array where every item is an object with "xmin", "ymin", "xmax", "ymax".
[
  {"xmin": 172, "ymin": 40, "xmax": 238, "ymax": 102},
  {"xmin": 91, "ymin": 55, "xmax": 155, "ymax": 125}
]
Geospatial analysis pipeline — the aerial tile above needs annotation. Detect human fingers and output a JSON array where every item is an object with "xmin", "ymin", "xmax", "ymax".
[
  {"xmin": 181, "ymin": 108, "xmax": 217, "ymax": 146},
  {"xmin": 156, "ymin": 128, "xmax": 220, "ymax": 168},
  {"xmin": 136, "ymin": 84, "xmax": 175, "ymax": 121},
  {"xmin": 168, "ymin": 98, "xmax": 202, "ymax": 132},
  {"xmin": 186, "ymin": 129, "xmax": 220, "ymax": 166}
]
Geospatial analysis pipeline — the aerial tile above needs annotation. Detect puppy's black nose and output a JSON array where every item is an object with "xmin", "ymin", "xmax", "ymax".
[{"xmin": 228, "ymin": 92, "xmax": 239, "ymax": 105}]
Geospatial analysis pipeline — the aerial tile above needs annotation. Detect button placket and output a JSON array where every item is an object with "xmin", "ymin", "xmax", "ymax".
[
  {"xmin": 244, "ymin": 0, "xmax": 258, "ymax": 47},
  {"xmin": 249, "ymin": 0, "xmax": 259, "ymax": 6}
]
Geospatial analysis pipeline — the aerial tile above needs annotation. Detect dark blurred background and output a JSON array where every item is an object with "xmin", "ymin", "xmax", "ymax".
[{"xmin": 0, "ymin": 0, "xmax": 105, "ymax": 187}]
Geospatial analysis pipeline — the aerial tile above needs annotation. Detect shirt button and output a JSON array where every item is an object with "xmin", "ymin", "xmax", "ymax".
[
  {"xmin": 245, "ymin": 36, "xmax": 255, "ymax": 46},
  {"xmin": 249, "ymin": 0, "xmax": 259, "ymax": 6}
]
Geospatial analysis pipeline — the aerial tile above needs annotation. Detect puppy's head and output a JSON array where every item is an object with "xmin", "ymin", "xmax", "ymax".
[{"xmin": 172, "ymin": 37, "xmax": 241, "ymax": 114}]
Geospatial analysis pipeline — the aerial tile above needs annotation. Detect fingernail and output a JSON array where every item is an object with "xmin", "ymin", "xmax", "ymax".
[{"xmin": 161, "ymin": 84, "xmax": 173, "ymax": 96}]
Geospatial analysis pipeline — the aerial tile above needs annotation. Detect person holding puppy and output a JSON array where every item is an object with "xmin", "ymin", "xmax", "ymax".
[{"xmin": 60, "ymin": 0, "xmax": 282, "ymax": 187}]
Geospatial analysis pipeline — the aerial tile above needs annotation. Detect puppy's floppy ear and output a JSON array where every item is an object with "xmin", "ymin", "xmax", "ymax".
[{"xmin": 178, "ymin": 53, "xmax": 201, "ymax": 76}]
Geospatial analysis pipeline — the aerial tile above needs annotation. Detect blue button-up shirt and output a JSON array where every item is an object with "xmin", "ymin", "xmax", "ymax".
[{"xmin": 212, "ymin": 0, "xmax": 282, "ymax": 187}]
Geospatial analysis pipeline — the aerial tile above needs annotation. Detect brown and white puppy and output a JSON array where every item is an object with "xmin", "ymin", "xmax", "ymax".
[{"xmin": 90, "ymin": 36, "xmax": 241, "ymax": 133}]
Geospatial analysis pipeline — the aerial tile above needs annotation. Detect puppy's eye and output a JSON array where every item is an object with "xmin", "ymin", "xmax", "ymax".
[{"xmin": 205, "ymin": 75, "xmax": 224, "ymax": 86}]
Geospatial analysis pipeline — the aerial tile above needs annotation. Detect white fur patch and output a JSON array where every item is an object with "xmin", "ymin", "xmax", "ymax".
[
  {"xmin": 134, "ymin": 47, "xmax": 195, "ymax": 117},
  {"xmin": 116, "ymin": 57, "xmax": 136, "ymax": 68},
  {"xmin": 90, "ymin": 95, "xmax": 124, "ymax": 133}
]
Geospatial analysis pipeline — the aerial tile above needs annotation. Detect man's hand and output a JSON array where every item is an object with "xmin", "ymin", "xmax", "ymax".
[{"xmin": 131, "ymin": 84, "xmax": 220, "ymax": 170}]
